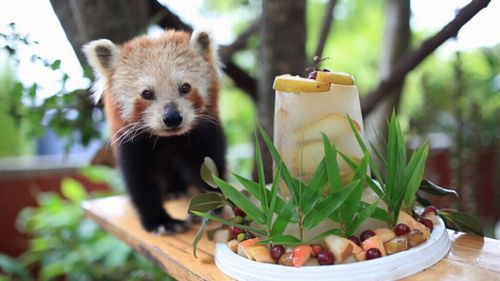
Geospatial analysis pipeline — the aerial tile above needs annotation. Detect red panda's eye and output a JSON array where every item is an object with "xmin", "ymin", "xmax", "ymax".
[
  {"xmin": 141, "ymin": 90, "xmax": 155, "ymax": 100},
  {"xmin": 179, "ymin": 83, "xmax": 191, "ymax": 95}
]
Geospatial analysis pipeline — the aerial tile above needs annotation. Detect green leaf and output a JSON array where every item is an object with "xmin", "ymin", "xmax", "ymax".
[
  {"xmin": 200, "ymin": 157, "xmax": 219, "ymax": 188},
  {"xmin": 232, "ymin": 173, "xmax": 287, "ymax": 215},
  {"xmin": 419, "ymin": 180, "xmax": 458, "ymax": 197},
  {"xmin": 359, "ymin": 201, "xmax": 388, "ymax": 221},
  {"xmin": 50, "ymin": 59, "xmax": 61, "ymax": 70},
  {"xmin": 402, "ymin": 143, "xmax": 429, "ymax": 210},
  {"xmin": 338, "ymin": 150, "xmax": 384, "ymax": 198},
  {"xmin": 303, "ymin": 180, "xmax": 361, "ymax": 230},
  {"xmin": 346, "ymin": 201, "xmax": 379, "ymax": 236},
  {"xmin": 307, "ymin": 228, "xmax": 342, "ymax": 243},
  {"xmin": 369, "ymin": 141, "xmax": 387, "ymax": 167},
  {"xmin": 440, "ymin": 210, "xmax": 484, "ymax": 236},
  {"xmin": 257, "ymin": 125, "xmax": 300, "ymax": 206},
  {"xmin": 188, "ymin": 192, "xmax": 226, "ymax": 213},
  {"xmin": 213, "ymin": 176, "xmax": 266, "ymax": 224},
  {"xmin": 255, "ymin": 133, "xmax": 268, "ymax": 214},
  {"xmin": 258, "ymin": 235, "xmax": 302, "ymax": 246},
  {"xmin": 339, "ymin": 156, "xmax": 369, "ymax": 223},
  {"xmin": 61, "ymin": 178, "xmax": 87, "ymax": 203},
  {"xmin": 192, "ymin": 217, "xmax": 209, "ymax": 258},
  {"xmin": 301, "ymin": 159, "xmax": 328, "ymax": 215},
  {"xmin": 28, "ymin": 83, "xmax": 37, "ymax": 99},
  {"xmin": 190, "ymin": 211, "xmax": 267, "ymax": 236},
  {"xmin": 321, "ymin": 133, "xmax": 342, "ymax": 192},
  {"xmin": 271, "ymin": 200, "xmax": 294, "ymax": 235},
  {"xmin": 0, "ymin": 254, "xmax": 33, "ymax": 281},
  {"xmin": 267, "ymin": 162, "xmax": 282, "ymax": 232}
]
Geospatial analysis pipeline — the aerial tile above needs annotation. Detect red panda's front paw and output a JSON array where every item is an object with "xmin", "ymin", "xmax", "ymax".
[{"xmin": 149, "ymin": 218, "xmax": 191, "ymax": 235}]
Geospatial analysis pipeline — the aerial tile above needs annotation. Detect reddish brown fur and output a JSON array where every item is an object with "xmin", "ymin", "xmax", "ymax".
[{"xmin": 101, "ymin": 30, "xmax": 221, "ymax": 153}]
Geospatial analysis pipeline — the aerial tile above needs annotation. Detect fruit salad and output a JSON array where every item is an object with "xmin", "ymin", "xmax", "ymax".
[
  {"xmin": 273, "ymin": 71, "xmax": 365, "ymax": 198},
  {"xmin": 215, "ymin": 207, "xmax": 438, "ymax": 267}
]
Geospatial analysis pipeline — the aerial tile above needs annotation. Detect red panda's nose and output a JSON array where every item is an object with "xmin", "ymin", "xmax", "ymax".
[{"xmin": 163, "ymin": 110, "xmax": 183, "ymax": 128}]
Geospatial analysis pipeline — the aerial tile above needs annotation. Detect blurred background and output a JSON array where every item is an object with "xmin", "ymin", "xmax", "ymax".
[{"xmin": 0, "ymin": 0, "xmax": 498, "ymax": 280}]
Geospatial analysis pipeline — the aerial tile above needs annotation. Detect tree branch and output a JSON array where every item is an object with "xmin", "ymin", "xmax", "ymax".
[
  {"xmin": 219, "ymin": 20, "xmax": 260, "ymax": 62},
  {"xmin": 314, "ymin": 0, "xmax": 337, "ymax": 62},
  {"xmin": 361, "ymin": 0, "xmax": 491, "ymax": 116}
]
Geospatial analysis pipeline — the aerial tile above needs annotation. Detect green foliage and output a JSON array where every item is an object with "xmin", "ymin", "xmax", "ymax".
[
  {"xmin": 0, "ymin": 23, "xmax": 103, "ymax": 152},
  {"xmin": 189, "ymin": 125, "xmax": 382, "ymax": 248},
  {"xmin": 0, "ymin": 166, "xmax": 173, "ymax": 281}
]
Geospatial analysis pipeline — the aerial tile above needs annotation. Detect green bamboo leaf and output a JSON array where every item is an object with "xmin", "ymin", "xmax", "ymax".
[
  {"xmin": 303, "ymin": 180, "xmax": 361, "ymax": 230},
  {"xmin": 200, "ymin": 157, "xmax": 219, "ymax": 188},
  {"xmin": 232, "ymin": 173, "xmax": 287, "ymax": 215},
  {"xmin": 339, "ymin": 156, "xmax": 369, "ymax": 222},
  {"xmin": 402, "ymin": 143, "xmax": 429, "ymax": 209},
  {"xmin": 192, "ymin": 217, "xmax": 209, "ymax": 258},
  {"xmin": 188, "ymin": 192, "xmax": 226, "ymax": 213},
  {"xmin": 419, "ymin": 180, "xmax": 458, "ymax": 197},
  {"xmin": 213, "ymin": 177, "xmax": 266, "ymax": 224},
  {"xmin": 271, "ymin": 200, "xmax": 294, "ymax": 236},
  {"xmin": 258, "ymin": 235, "xmax": 302, "ymax": 246},
  {"xmin": 190, "ymin": 211, "xmax": 267, "ymax": 236},
  {"xmin": 307, "ymin": 229, "xmax": 342, "ymax": 244},
  {"xmin": 386, "ymin": 113, "xmax": 400, "ymax": 203},
  {"xmin": 359, "ymin": 201, "xmax": 388, "ymax": 221},
  {"xmin": 301, "ymin": 159, "xmax": 328, "ymax": 215},
  {"xmin": 255, "ymin": 133, "xmax": 268, "ymax": 214},
  {"xmin": 338, "ymin": 150, "xmax": 385, "ymax": 198},
  {"xmin": 346, "ymin": 201, "xmax": 379, "ymax": 236},
  {"xmin": 321, "ymin": 133, "xmax": 342, "ymax": 192},
  {"xmin": 369, "ymin": 141, "xmax": 387, "ymax": 167},
  {"xmin": 440, "ymin": 210, "xmax": 484, "ymax": 236},
  {"xmin": 257, "ymin": 125, "xmax": 301, "ymax": 206},
  {"xmin": 267, "ymin": 162, "xmax": 283, "ymax": 231}
]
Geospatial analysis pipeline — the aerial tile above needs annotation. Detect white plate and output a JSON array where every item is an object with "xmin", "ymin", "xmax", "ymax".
[{"xmin": 214, "ymin": 217, "xmax": 450, "ymax": 281}]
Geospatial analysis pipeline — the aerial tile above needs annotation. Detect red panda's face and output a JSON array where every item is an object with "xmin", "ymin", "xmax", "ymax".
[{"xmin": 84, "ymin": 30, "xmax": 219, "ymax": 137}]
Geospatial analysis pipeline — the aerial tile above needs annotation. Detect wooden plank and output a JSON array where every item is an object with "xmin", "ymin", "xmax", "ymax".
[{"xmin": 83, "ymin": 195, "xmax": 500, "ymax": 281}]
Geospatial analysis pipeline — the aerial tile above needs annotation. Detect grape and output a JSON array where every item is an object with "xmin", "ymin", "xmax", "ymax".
[
  {"xmin": 237, "ymin": 233, "xmax": 246, "ymax": 242},
  {"xmin": 360, "ymin": 230, "xmax": 376, "ymax": 242},
  {"xmin": 271, "ymin": 245, "xmax": 286, "ymax": 262},
  {"xmin": 234, "ymin": 207, "xmax": 246, "ymax": 217},
  {"xmin": 317, "ymin": 250, "xmax": 335, "ymax": 265},
  {"xmin": 348, "ymin": 235, "xmax": 361, "ymax": 246},
  {"xmin": 419, "ymin": 218, "xmax": 434, "ymax": 232},
  {"xmin": 423, "ymin": 206, "xmax": 438, "ymax": 216},
  {"xmin": 308, "ymin": 71, "xmax": 318, "ymax": 79},
  {"xmin": 394, "ymin": 223, "xmax": 411, "ymax": 236},
  {"xmin": 366, "ymin": 248, "xmax": 382, "ymax": 260},
  {"xmin": 231, "ymin": 227, "xmax": 242, "ymax": 239}
]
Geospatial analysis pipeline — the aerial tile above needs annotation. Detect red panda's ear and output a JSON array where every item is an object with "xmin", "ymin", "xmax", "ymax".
[
  {"xmin": 190, "ymin": 30, "xmax": 218, "ymax": 63},
  {"xmin": 82, "ymin": 39, "xmax": 121, "ymax": 79}
]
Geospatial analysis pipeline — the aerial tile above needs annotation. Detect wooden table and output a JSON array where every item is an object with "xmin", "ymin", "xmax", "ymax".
[{"xmin": 83, "ymin": 195, "xmax": 500, "ymax": 281}]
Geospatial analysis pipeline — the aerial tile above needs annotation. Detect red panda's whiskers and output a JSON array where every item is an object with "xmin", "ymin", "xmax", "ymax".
[{"xmin": 112, "ymin": 121, "xmax": 147, "ymax": 147}]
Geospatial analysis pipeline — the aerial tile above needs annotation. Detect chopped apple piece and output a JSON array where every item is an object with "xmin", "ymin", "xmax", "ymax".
[
  {"xmin": 407, "ymin": 230, "xmax": 427, "ymax": 248},
  {"xmin": 361, "ymin": 235, "xmax": 386, "ymax": 256},
  {"xmin": 354, "ymin": 251, "xmax": 366, "ymax": 262},
  {"xmin": 316, "ymin": 71, "xmax": 355, "ymax": 85},
  {"xmin": 397, "ymin": 211, "xmax": 431, "ymax": 239},
  {"xmin": 273, "ymin": 74, "xmax": 331, "ymax": 92},
  {"xmin": 227, "ymin": 240, "xmax": 239, "ymax": 253},
  {"xmin": 375, "ymin": 228, "xmax": 396, "ymax": 243},
  {"xmin": 213, "ymin": 228, "xmax": 231, "ymax": 243},
  {"xmin": 293, "ymin": 113, "xmax": 361, "ymax": 143},
  {"xmin": 347, "ymin": 240, "xmax": 363, "ymax": 255},
  {"xmin": 324, "ymin": 235, "xmax": 354, "ymax": 262},
  {"xmin": 278, "ymin": 252, "xmax": 294, "ymax": 266},
  {"xmin": 343, "ymin": 256, "xmax": 357, "ymax": 264},
  {"xmin": 247, "ymin": 246, "xmax": 275, "ymax": 264},
  {"xmin": 292, "ymin": 245, "xmax": 312, "ymax": 267},
  {"xmin": 239, "ymin": 238, "xmax": 261, "ymax": 259},
  {"xmin": 384, "ymin": 236, "xmax": 408, "ymax": 255}
]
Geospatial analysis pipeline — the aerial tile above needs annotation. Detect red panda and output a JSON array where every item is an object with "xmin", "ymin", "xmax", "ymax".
[{"xmin": 83, "ymin": 30, "xmax": 226, "ymax": 234}]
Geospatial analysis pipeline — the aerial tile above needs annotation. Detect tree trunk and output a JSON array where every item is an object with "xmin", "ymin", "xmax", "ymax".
[
  {"xmin": 50, "ymin": 0, "xmax": 150, "ymax": 65},
  {"xmin": 258, "ymin": 0, "xmax": 307, "ymax": 181},
  {"xmin": 364, "ymin": 0, "xmax": 411, "ymax": 153}
]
